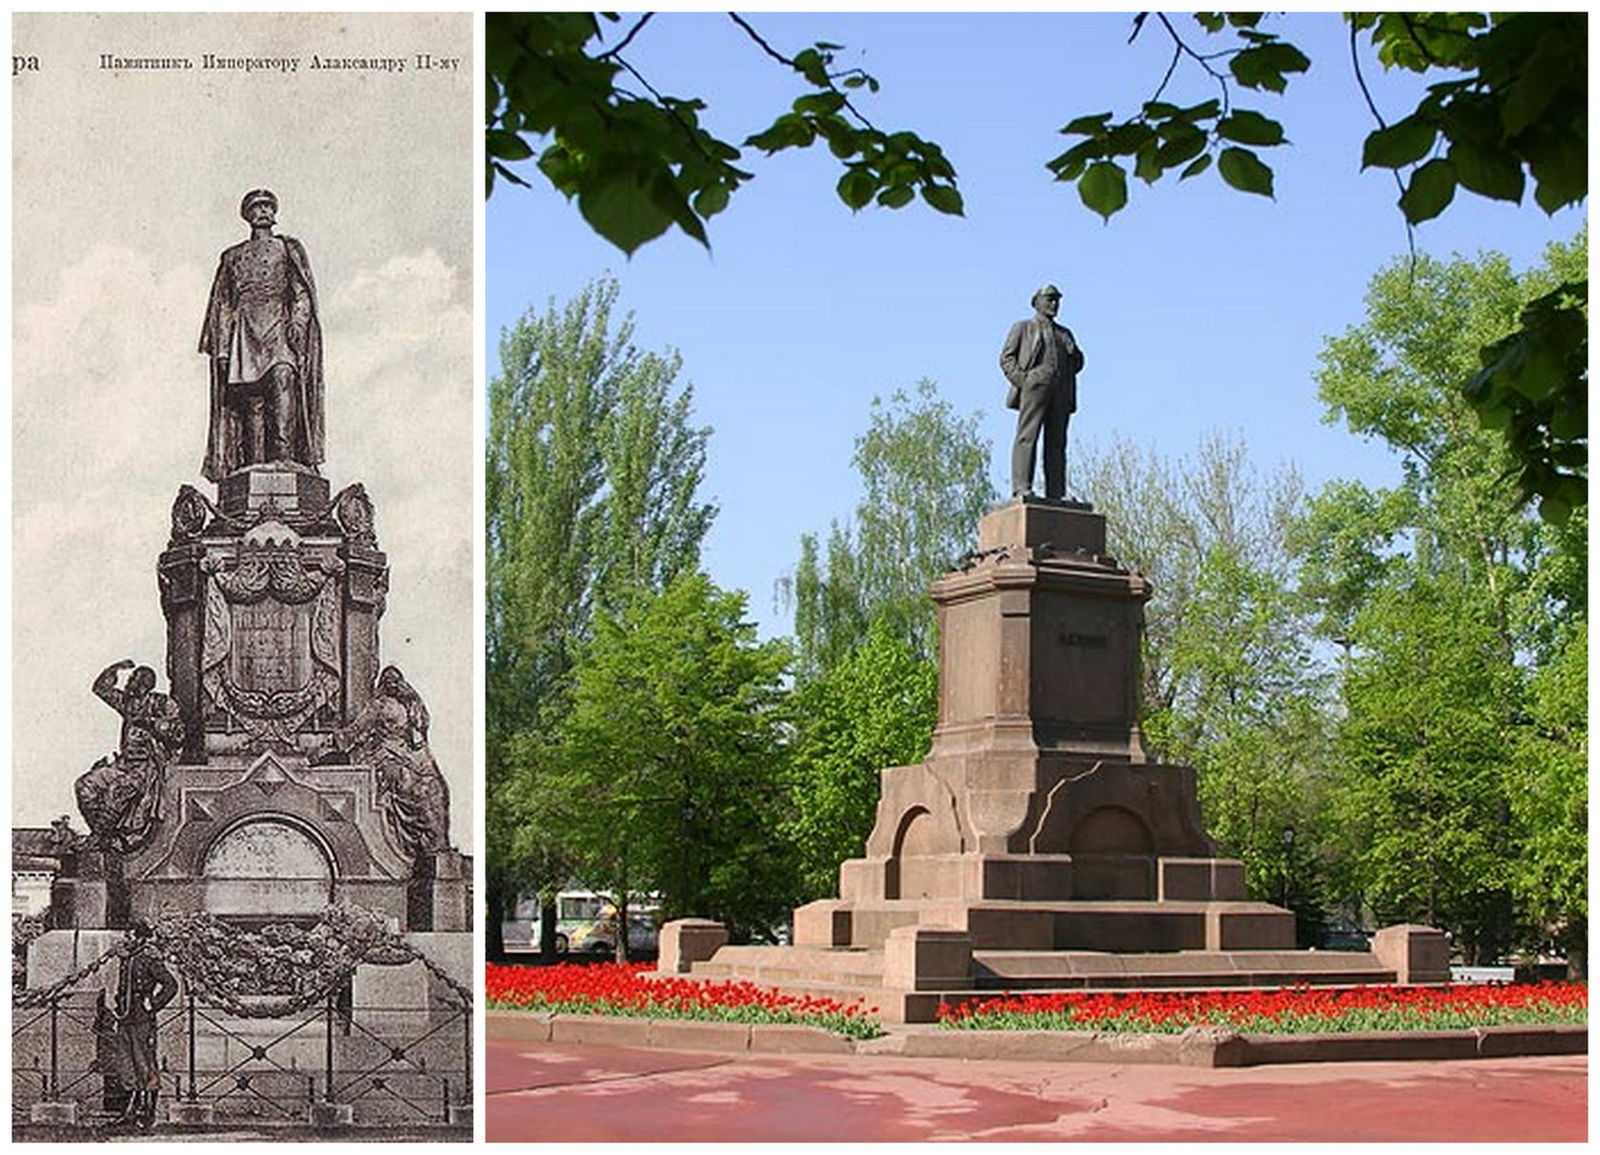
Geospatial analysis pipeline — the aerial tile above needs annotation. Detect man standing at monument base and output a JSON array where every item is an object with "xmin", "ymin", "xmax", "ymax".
[
  {"xmin": 1000, "ymin": 283, "xmax": 1083, "ymax": 499},
  {"xmin": 199, "ymin": 188, "xmax": 325, "ymax": 481}
]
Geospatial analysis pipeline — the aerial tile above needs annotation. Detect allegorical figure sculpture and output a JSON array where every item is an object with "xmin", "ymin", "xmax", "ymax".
[
  {"xmin": 1000, "ymin": 283, "xmax": 1084, "ymax": 500},
  {"xmin": 333, "ymin": 666, "xmax": 452, "ymax": 863},
  {"xmin": 199, "ymin": 188, "xmax": 325, "ymax": 481},
  {"xmin": 107, "ymin": 919, "xmax": 178, "ymax": 1130},
  {"xmin": 75, "ymin": 661, "xmax": 186, "ymax": 854}
]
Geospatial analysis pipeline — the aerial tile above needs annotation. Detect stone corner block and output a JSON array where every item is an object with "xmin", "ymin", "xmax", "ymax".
[
  {"xmin": 793, "ymin": 900, "xmax": 852, "ymax": 947},
  {"xmin": 29, "ymin": 1101, "xmax": 80, "ymax": 1126},
  {"xmin": 882, "ymin": 924, "xmax": 973, "ymax": 991},
  {"xmin": 657, "ymin": 918, "xmax": 729, "ymax": 974},
  {"xmin": 309, "ymin": 1101, "xmax": 355, "ymax": 1128},
  {"xmin": 1371, "ymin": 923, "xmax": 1451, "ymax": 984}
]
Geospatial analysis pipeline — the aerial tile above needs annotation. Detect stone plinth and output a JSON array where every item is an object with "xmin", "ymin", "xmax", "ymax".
[
  {"xmin": 933, "ymin": 499, "xmax": 1147, "ymax": 761},
  {"xmin": 659, "ymin": 918, "xmax": 731, "ymax": 974},
  {"xmin": 217, "ymin": 463, "xmax": 331, "ymax": 520},
  {"xmin": 694, "ymin": 498, "xmax": 1402, "ymax": 1009}
]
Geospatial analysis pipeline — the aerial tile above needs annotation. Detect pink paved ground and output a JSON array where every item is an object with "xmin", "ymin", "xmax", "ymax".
[{"xmin": 487, "ymin": 1037, "xmax": 1587, "ymax": 1143}]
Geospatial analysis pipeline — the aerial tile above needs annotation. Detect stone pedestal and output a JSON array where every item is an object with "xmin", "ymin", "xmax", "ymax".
[
  {"xmin": 793, "ymin": 500, "xmax": 1274, "ymax": 953},
  {"xmin": 695, "ymin": 499, "xmax": 1418, "ymax": 1019},
  {"xmin": 158, "ymin": 469, "xmax": 388, "ymax": 766}
]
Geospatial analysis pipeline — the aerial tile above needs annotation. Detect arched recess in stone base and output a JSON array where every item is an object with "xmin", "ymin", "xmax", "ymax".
[
  {"xmin": 886, "ymin": 804, "xmax": 963, "ymax": 901},
  {"xmin": 201, "ymin": 814, "xmax": 337, "ymax": 917},
  {"xmin": 1069, "ymin": 804, "xmax": 1155, "ymax": 899},
  {"xmin": 130, "ymin": 758, "xmax": 397, "ymax": 886}
]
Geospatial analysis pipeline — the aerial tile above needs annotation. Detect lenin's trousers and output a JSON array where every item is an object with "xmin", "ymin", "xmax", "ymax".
[{"xmin": 1011, "ymin": 377, "xmax": 1072, "ymax": 498}]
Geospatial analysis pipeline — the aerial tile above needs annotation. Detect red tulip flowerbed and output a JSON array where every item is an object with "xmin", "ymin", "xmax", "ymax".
[
  {"xmin": 487, "ymin": 962, "xmax": 884, "ymax": 1040},
  {"xmin": 937, "ymin": 981, "xmax": 1588, "ymax": 1034}
]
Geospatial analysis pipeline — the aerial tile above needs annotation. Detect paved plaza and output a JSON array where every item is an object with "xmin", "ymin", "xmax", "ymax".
[{"xmin": 487, "ymin": 1036, "xmax": 1586, "ymax": 1143}]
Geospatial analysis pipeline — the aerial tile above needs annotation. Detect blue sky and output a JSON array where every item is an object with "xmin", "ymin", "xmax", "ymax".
[{"xmin": 486, "ymin": 12, "xmax": 1584, "ymax": 639}]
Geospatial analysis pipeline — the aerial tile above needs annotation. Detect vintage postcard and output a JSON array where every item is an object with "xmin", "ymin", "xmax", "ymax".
[{"xmin": 13, "ymin": 12, "xmax": 474, "ymax": 1138}]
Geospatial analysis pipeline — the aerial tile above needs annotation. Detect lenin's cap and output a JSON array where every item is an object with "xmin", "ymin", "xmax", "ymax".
[
  {"xmin": 239, "ymin": 188, "xmax": 278, "ymax": 218},
  {"xmin": 1032, "ymin": 283, "xmax": 1062, "ymax": 303}
]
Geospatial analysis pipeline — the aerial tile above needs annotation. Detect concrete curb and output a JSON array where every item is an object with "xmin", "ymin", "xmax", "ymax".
[{"xmin": 488, "ymin": 1009, "xmax": 1587, "ymax": 1067}]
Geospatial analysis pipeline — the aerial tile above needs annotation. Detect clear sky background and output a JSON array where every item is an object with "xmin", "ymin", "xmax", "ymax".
[
  {"xmin": 487, "ymin": 11, "xmax": 1584, "ymax": 640},
  {"xmin": 13, "ymin": 12, "xmax": 475, "ymax": 843}
]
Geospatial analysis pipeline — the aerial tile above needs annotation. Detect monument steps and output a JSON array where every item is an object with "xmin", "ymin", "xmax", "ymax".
[{"xmin": 689, "ymin": 944, "xmax": 887, "ymax": 988}]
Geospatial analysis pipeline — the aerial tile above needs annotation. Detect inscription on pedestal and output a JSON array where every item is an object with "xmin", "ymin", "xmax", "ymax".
[{"xmin": 230, "ymin": 600, "xmax": 313, "ymax": 693}]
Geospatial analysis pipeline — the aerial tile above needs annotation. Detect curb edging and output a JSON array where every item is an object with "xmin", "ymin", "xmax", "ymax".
[{"xmin": 488, "ymin": 1009, "xmax": 1587, "ymax": 1067}]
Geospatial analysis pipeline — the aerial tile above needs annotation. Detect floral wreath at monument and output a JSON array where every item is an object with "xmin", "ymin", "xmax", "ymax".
[{"xmin": 14, "ymin": 905, "xmax": 471, "ymax": 1019}]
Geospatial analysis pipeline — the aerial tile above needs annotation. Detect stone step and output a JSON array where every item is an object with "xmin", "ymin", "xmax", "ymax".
[
  {"xmin": 807, "ymin": 898, "xmax": 1295, "ymax": 952},
  {"xmin": 973, "ymin": 948, "xmax": 1398, "ymax": 988},
  {"xmin": 690, "ymin": 945, "xmax": 886, "ymax": 988}
]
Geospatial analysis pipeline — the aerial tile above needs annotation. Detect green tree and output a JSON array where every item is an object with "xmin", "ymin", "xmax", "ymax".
[
  {"xmin": 517, "ymin": 573, "xmax": 796, "ymax": 952},
  {"xmin": 783, "ymin": 619, "xmax": 938, "ymax": 898},
  {"xmin": 1331, "ymin": 575, "xmax": 1521, "ymax": 963},
  {"xmin": 486, "ymin": 277, "xmax": 714, "ymax": 957},
  {"xmin": 1507, "ymin": 617, "xmax": 1587, "ymax": 975},
  {"xmin": 777, "ymin": 381, "xmax": 992, "ymax": 894},
  {"xmin": 784, "ymin": 380, "xmax": 996, "ymax": 678},
  {"xmin": 1299, "ymin": 240, "xmax": 1586, "ymax": 961},
  {"xmin": 1077, "ymin": 433, "xmax": 1334, "ymax": 922}
]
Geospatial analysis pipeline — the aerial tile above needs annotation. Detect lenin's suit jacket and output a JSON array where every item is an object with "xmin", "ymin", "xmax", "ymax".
[{"xmin": 1000, "ymin": 317, "xmax": 1084, "ymax": 411}]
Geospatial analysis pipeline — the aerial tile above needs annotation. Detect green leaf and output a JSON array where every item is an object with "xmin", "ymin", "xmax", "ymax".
[
  {"xmin": 794, "ymin": 91, "xmax": 847, "ymax": 117},
  {"xmin": 1047, "ymin": 138, "xmax": 1103, "ymax": 180},
  {"xmin": 1134, "ymin": 144, "xmax": 1163, "ymax": 184},
  {"xmin": 836, "ymin": 167, "xmax": 875, "ymax": 211},
  {"xmin": 1217, "ymin": 147, "xmax": 1274, "ymax": 196},
  {"xmin": 487, "ymin": 129, "xmax": 534, "ymax": 161},
  {"xmin": 921, "ymin": 183, "xmax": 964, "ymax": 216},
  {"xmin": 1361, "ymin": 117, "xmax": 1438, "ymax": 169},
  {"xmin": 1061, "ymin": 112, "xmax": 1113, "ymax": 136},
  {"xmin": 1448, "ymin": 139, "xmax": 1525, "ymax": 203},
  {"xmin": 1195, "ymin": 13, "xmax": 1225, "ymax": 33},
  {"xmin": 1156, "ymin": 126, "xmax": 1207, "ymax": 167},
  {"xmin": 1398, "ymin": 158, "xmax": 1457, "ymax": 223},
  {"xmin": 1105, "ymin": 122, "xmax": 1157, "ymax": 156},
  {"xmin": 1078, "ymin": 160, "xmax": 1128, "ymax": 220},
  {"xmin": 1538, "ymin": 493, "xmax": 1572, "ymax": 526},
  {"xmin": 1216, "ymin": 110, "xmax": 1286, "ymax": 147},
  {"xmin": 1230, "ymin": 42, "xmax": 1310, "ymax": 92},
  {"xmin": 1180, "ymin": 153, "xmax": 1213, "ymax": 180},
  {"xmin": 692, "ymin": 182, "xmax": 730, "ymax": 218},
  {"xmin": 577, "ymin": 169, "xmax": 677, "ymax": 254},
  {"xmin": 1143, "ymin": 100, "xmax": 1179, "ymax": 118},
  {"xmin": 1177, "ymin": 98, "xmax": 1223, "ymax": 123},
  {"xmin": 877, "ymin": 184, "xmax": 914, "ymax": 209}
]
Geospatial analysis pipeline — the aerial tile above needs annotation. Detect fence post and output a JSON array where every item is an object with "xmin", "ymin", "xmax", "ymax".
[
  {"xmin": 186, "ymin": 993, "xmax": 198, "ymax": 1103},
  {"xmin": 47, "ymin": 994, "xmax": 61, "ymax": 1100},
  {"xmin": 462, "ymin": 999, "xmax": 472, "ymax": 1109},
  {"xmin": 324, "ymin": 992, "xmax": 336, "ymax": 1105}
]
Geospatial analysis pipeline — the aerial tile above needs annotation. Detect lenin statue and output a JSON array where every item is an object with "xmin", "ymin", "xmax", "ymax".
[
  {"xmin": 1000, "ymin": 283, "xmax": 1083, "ymax": 500},
  {"xmin": 198, "ymin": 188, "xmax": 325, "ymax": 481}
]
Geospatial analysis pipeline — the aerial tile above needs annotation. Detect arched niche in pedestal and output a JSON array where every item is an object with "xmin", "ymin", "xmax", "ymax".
[{"xmin": 201, "ymin": 815, "xmax": 335, "ymax": 917}]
